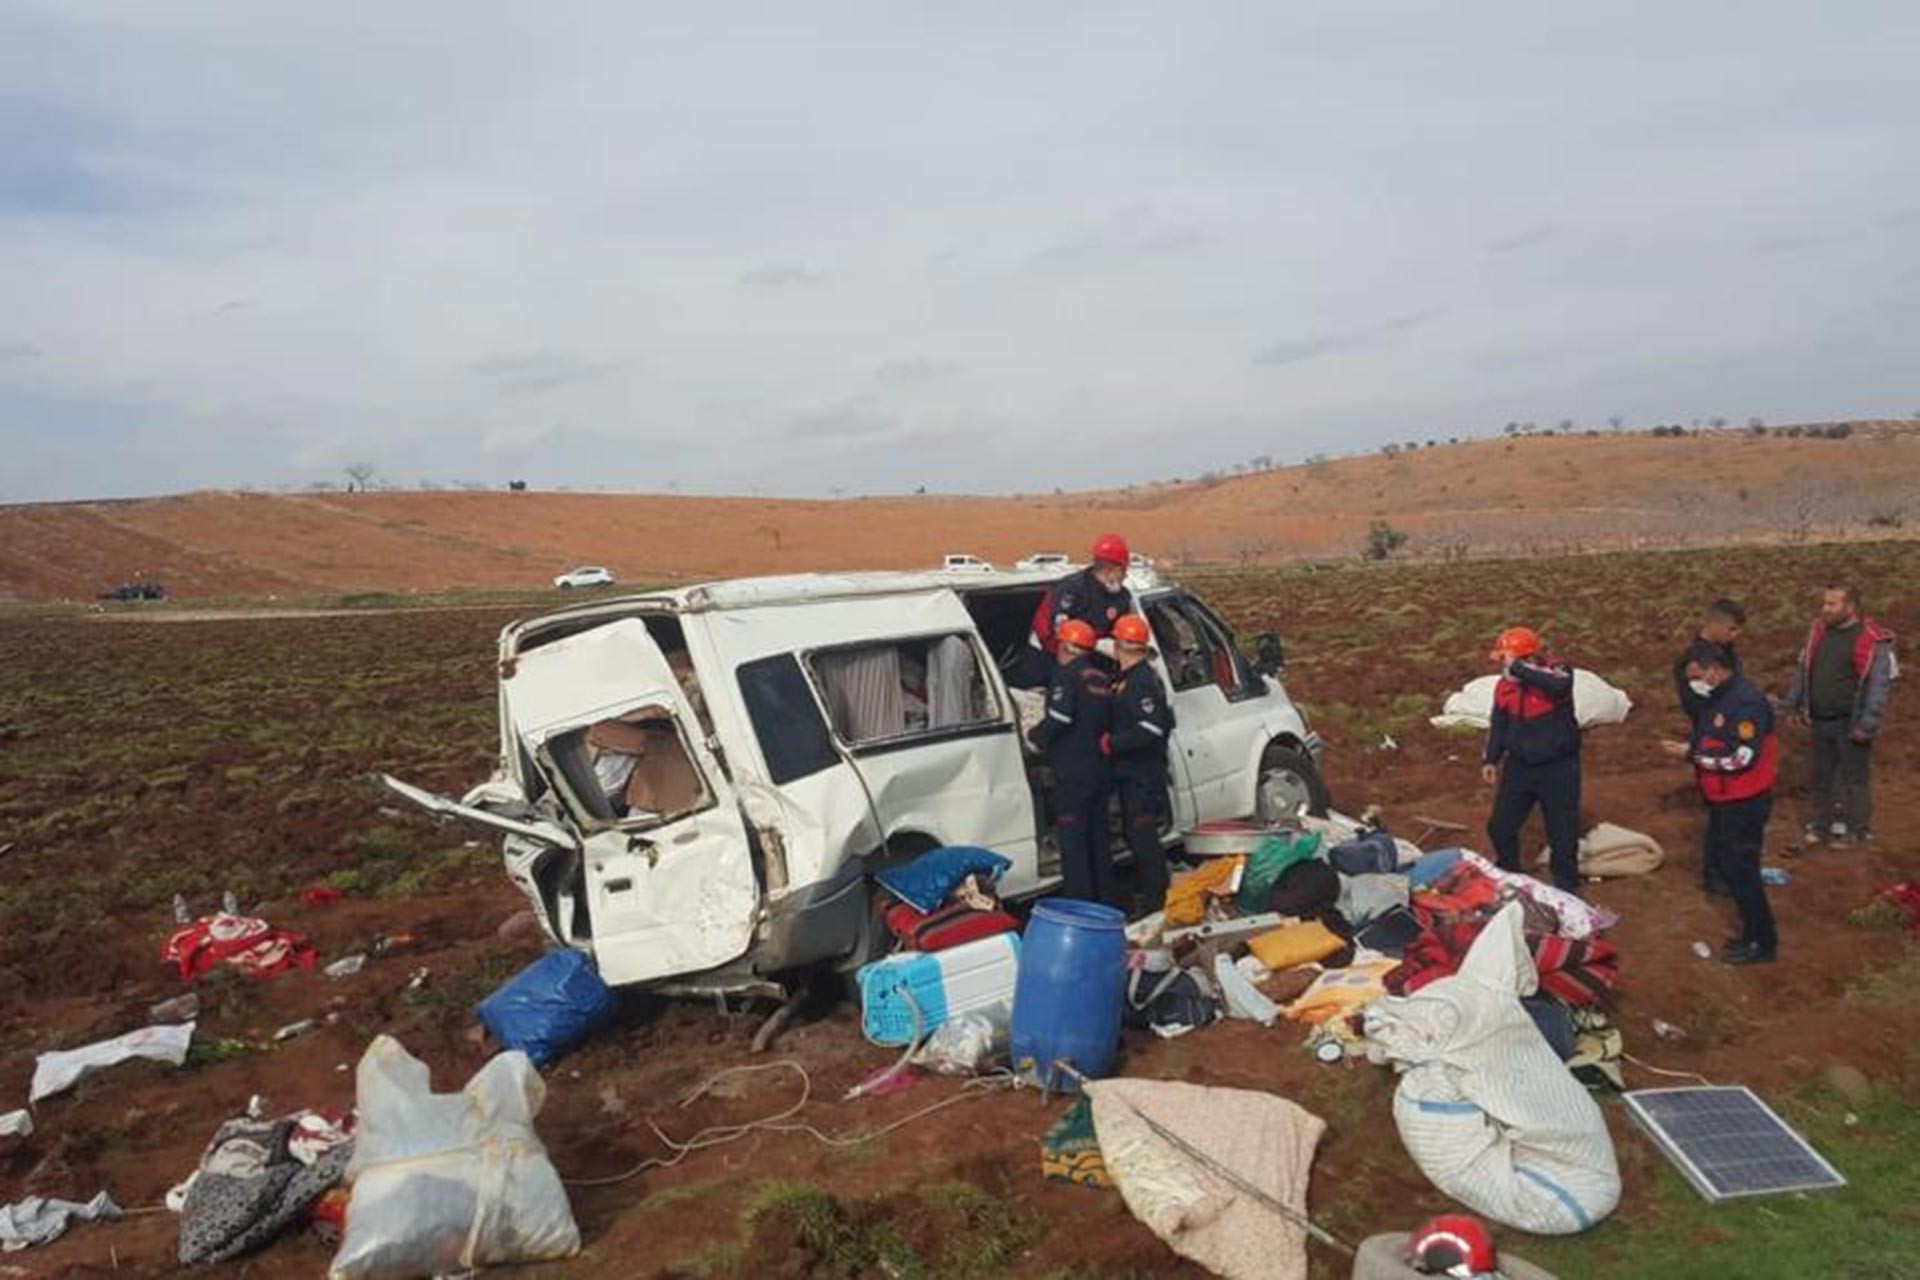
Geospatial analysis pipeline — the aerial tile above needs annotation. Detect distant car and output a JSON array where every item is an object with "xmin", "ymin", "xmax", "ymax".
[
  {"xmin": 940, "ymin": 554, "xmax": 995, "ymax": 573},
  {"xmin": 101, "ymin": 583, "xmax": 167, "ymax": 602},
  {"xmin": 553, "ymin": 566, "xmax": 615, "ymax": 590},
  {"xmin": 1014, "ymin": 552, "xmax": 1073, "ymax": 573}
]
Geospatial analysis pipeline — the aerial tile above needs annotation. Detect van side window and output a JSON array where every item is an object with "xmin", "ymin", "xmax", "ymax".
[
  {"xmin": 810, "ymin": 633, "xmax": 997, "ymax": 747},
  {"xmin": 1147, "ymin": 597, "xmax": 1261, "ymax": 700},
  {"xmin": 737, "ymin": 654, "xmax": 840, "ymax": 784}
]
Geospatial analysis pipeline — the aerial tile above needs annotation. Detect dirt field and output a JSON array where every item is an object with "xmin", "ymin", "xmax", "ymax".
[
  {"xmin": 6, "ymin": 426, "xmax": 1920, "ymax": 603},
  {"xmin": 2, "ymin": 541, "xmax": 1917, "ymax": 1277}
]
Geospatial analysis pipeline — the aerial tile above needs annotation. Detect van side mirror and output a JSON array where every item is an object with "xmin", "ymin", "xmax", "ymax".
[{"xmin": 1251, "ymin": 632, "xmax": 1285, "ymax": 675}]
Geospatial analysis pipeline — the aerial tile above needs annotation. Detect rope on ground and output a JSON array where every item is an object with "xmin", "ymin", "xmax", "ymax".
[
  {"xmin": 1622, "ymin": 1053, "xmax": 1714, "ymax": 1087},
  {"xmin": 561, "ymin": 1059, "xmax": 1017, "ymax": 1189}
]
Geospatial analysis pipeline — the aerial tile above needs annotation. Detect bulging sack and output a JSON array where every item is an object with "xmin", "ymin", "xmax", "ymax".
[{"xmin": 329, "ymin": 1036, "xmax": 579, "ymax": 1279}]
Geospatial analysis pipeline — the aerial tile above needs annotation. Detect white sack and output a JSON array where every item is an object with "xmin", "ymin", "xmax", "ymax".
[
  {"xmin": 31, "ymin": 1022, "xmax": 195, "ymax": 1103},
  {"xmin": 1364, "ymin": 903, "xmax": 1619, "ymax": 1235},
  {"xmin": 0, "ymin": 1111, "xmax": 32, "ymax": 1138},
  {"xmin": 330, "ymin": 1036, "xmax": 579, "ymax": 1279},
  {"xmin": 1429, "ymin": 670, "xmax": 1633, "ymax": 730},
  {"xmin": 1088, "ymin": 1078, "xmax": 1324, "ymax": 1280}
]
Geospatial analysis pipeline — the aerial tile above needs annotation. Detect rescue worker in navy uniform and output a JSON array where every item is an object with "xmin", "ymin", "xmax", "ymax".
[
  {"xmin": 1019, "ymin": 533, "xmax": 1135, "ymax": 687},
  {"xmin": 1104, "ymin": 613, "xmax": 1176, "ymax": 918},
  {"xmin": 1662, "ymin": 642, "xmax": 1778, "ymax": 964},
  {"xmin": 1027, "ymin": 619, "xmax": 1117, "ymax": 906},
  {"xmin": 1480, "ymin": 625, "xmax": 1584, "ymax": 894}
]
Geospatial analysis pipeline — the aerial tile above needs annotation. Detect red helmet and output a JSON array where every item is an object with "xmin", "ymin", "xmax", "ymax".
[
  {"xmin": 1056, "ymin": 619, "xmax": 1097, "ymax": 651},
  {"xmin": 1409, "ymin": 1214, "xmax": 1497, "ymax": 1277},
  {"xmin": 1091, "ymin": 533, "xmax": 1130, "ymax": 566},
  {"xmin": 1112, "ymin": 615, "xmax": 1151, "ymax": 647},
  {"xmin": 1493, "ymin": 626, "xmax": 1540, "ymax": 659}
]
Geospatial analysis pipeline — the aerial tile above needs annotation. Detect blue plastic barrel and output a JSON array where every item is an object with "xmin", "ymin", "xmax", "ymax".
[{"xmin": 1011, "ymin": 898, "xmax": 1127, "ymax": 1091}]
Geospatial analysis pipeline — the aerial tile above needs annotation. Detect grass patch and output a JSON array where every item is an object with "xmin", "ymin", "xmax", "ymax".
[
  {"xmin": 1522, "ymin": 1085, "xmax": 1920, "ymax": 1279},
  {"xmin": 1843, "ymin": 941, "xmax": 1920, "ymax": 1007}
]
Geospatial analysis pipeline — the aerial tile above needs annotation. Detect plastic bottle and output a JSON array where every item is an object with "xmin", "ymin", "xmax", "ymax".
[
  {"xmin": 324, "ymin": 954, "xmax": 367, "ymax": 979},
  {"xmin": 1691, "ymin": 940, "xmax": 1712, "ymax": 960},
  {"xmin": 172, "ymin": 894, "xmax": 191, "ymax": 924}
]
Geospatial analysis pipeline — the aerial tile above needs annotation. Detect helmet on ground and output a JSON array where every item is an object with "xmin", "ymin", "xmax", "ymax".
[
  {"xmin": 1112, "ymin": 615, "xmax": 1152, "ymax": 647},
  {"xmin": 1091, "ymin": 533, "xmax": 1130, "ymax": 566},
  {"xmin": 1409, "ymin": 1214, "xmax": 1497, "ymax": 1277},
  {"xmin": 1494, "ymin": 626, "xmax": 1540, "ymax": 659},
  {"xmin": 1056, "ymin": 619, "xmax": 1097, "ymax": 651}
]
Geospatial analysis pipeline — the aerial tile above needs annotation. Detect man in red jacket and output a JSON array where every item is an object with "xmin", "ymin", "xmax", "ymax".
[
  {"xmin": 1480, "ymin": 626, "xmax": 1583, "ymax": 893},
  {"xmin": 1663, "ymin": 643, "xmax": 1779, "ymax": 964},
  {"xmin": 1785, "ymin": 583, "xmax": 1898, "ymax": 847}
]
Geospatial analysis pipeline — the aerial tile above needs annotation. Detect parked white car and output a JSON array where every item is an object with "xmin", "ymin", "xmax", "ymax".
[
  {"xmin": 939, "ymin": 553, "xmax": 994, "ymax": 573},
  {"xmin": 386, "ymin": 569, "xmax": 1325, "ymax": 995},
  {"xmin": 1014, "ymin": 552, "xmax": 1073, "ymax": 572},
  {"xmin": 553, "ymin": 566, "xmax": 614, "ymax": 589}
]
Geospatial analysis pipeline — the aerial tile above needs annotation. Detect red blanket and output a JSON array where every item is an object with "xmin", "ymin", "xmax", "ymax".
[{"xmin": 162, "ymin": 913, "xmax": 316, "ymax": 981}]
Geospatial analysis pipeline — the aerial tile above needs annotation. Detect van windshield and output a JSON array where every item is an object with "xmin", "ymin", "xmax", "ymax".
[{"xmin": 810, "ymin": 633, "xmax": 998, "ymax": 747}]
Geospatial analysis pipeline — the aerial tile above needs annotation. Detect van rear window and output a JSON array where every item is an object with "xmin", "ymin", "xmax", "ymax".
[{"xmin": 737, "ymin": 654, "xmax": 840, "ymax": 784}]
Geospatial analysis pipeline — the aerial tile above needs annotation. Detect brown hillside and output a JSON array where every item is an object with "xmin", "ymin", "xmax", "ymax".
[{"xmin": 5, "ymin": 424, "xmax": 1918, "ymax": 600}]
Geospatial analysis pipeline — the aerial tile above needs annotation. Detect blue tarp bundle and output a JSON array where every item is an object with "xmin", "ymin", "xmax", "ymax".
[{"xmin": 475, "ymin": 949, "xmax": 618, "ymax": 1068}]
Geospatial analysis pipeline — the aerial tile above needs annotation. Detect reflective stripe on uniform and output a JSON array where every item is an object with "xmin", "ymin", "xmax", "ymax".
[
  {"xmin": 1048, "ymin": 709, "xmax": 1073, "ymax": 724},
  {"xmin": 1140, "ymin": 722, "xmax": 1165, "ymax": 736}
]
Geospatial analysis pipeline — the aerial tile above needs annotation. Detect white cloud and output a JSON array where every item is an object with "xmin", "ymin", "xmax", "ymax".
[{"xmin": 2, "ymin": 2, "xmax": 1918, "ymax": 500}]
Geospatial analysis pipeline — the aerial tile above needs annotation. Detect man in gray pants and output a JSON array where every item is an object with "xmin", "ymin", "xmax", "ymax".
[{"xmin": 1785, "ymin": 583, "xmax": 1898, "ymax": 846}]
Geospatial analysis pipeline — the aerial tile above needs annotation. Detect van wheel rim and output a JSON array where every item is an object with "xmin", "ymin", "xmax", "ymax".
[{"xmin": 1258, "ymin": 769, "xmax": 1311, "ymax": 820}]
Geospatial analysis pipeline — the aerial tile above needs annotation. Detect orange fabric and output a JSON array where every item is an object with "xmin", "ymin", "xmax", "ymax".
[{"xmin": 1164, "ymin": 856, "xmax": 1245, "ymax": 926}]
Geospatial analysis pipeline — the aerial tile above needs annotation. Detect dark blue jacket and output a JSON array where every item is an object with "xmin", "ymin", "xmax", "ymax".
[
  {"xmin": 1485, "ymin": 657, "xmax": 1580, "ymax": 768},
  {"xmin": 1109, "ymin": 661, "xmax": 1175, "ymax": 780},
  {"xmin": 1028, "ymin": 654, "xmax": 1112, "ymax": 791},
  {"xmin": 1033, "ymin": 568, "xmax": 1134, "ymax": 655}
]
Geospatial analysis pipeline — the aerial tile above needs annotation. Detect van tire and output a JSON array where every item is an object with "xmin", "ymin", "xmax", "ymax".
[{"xmin": 1255, "ymin": 746, "xmax": 1330, "ymax": 821}]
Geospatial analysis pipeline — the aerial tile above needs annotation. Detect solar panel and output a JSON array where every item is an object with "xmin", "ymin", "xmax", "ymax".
[{"xmin": 1624, "ymin": 1086, "xmax": 1847, "ymax": 1202}]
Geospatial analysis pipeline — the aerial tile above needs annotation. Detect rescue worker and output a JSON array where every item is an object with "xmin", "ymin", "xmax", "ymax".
[
  {"xmin": 1785, "ymin": 582, "xmax": 1898, "ymax": 847},
  {"xmin": 1480, "ymin": 626, "xmax": 1583, "ymax": 894},
  {"xmin": 1026, "ymin": 619, "xmax": 1117, "ymax": 906},
  {"xmin": 1662, "ymin": 642, "xmax": 1778, "ymax": 964},
  {"xmin": 1673, "ymin": 597, "xmax": 1744, "ymax": 719},
  {"xmin": 1019, "ymin": 533, "xmax": 1135, "ymax": 686},
  {"xmin": 1104, "ymin": 613, "xmax": 1175, "ymax": 918}
]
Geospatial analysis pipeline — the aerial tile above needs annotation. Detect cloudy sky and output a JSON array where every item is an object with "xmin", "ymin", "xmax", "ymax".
[{"xmin": 3, "ymin": 3, "xmax": 1917, "ymax": 501}]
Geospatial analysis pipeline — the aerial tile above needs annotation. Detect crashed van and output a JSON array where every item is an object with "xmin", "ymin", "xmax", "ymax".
[{"xmin": 385, "ymin": 569, "xmax": 1326, "ymax": 995}]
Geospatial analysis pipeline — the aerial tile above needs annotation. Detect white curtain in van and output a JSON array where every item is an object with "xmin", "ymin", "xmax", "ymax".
[
  {"xmin": 816, "ymin": 647, "xmax": 906, "ymax": 742},
  {"xmin": 927, "ymin": 635, "xmax": 983, "ymax": 728}
]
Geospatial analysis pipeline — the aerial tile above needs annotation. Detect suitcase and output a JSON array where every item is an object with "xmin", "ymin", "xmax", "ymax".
[
  {"xmin": 857, "ymin": 933, "xmax": 1022, "ymax": 1046},
  {"xmin": 885, "ymin": 900, "xmax": 1020, "ymax": 953}
]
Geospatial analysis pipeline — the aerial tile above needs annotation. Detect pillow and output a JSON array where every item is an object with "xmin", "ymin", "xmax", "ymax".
[
  {"xmin": 1248, "ymin": 920, "xmax": 1346, "ymax": 971},
  {"xmin": 874, "ymin": 846, "xmax": 1012, "ymax": 913}
]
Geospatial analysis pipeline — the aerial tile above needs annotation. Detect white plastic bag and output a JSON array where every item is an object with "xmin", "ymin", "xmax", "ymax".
[
  {"xmin": 913, "ymin": 1003, "xmax": 1010, "ymax": 1075},
  {"xmin": 329, "ymin": 1036, "xmax": 579, "ymax": 1279},
  {"xmin": 31, "ymin": 1022, "xmax": 195, "ymax": 1102}
]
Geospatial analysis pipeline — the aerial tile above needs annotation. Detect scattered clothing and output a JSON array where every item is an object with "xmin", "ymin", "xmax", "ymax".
[
  {"xmin": 31, "ymin": 1021, "xmax": 195, "ymax": 1103},
  {"xmin": 0, "ymin": 1192, "xmax": 120, "ymax": 1252},
  {"xmin": 1266, "ymin": 859, "xmax": 1342, "ymax": 920},
  {"xmin": 1123, "ymin": 964, "xmax": 1219, "ymax": 1038},
  {"xmin": 0, "ymin": 1111, "xmax": 31, "ymax": 1139},
  {"xmin": 161, "ymin": 913, "xmax": 316, "ymax": 982},
  {"xmin": 1386, "ymin": 920, "xmax": 1618, "ymax": 1007},
  {"xmin": 1337, "ymin": 874, "xmax": 1411, "ymax": 929},
  {"xmin": 1283, "ymin": 959, "xmax": 1400, "ymax": 1026},
  {"xmin": 1327, "ymin": 830, "xmax": 1400, "ymax": 877},
  {"xmin": 1355, "ymin": 906, "xmax": 1423, "ymax": 957},
  {"xmin": 1165, "ymin": 856, "xmax": 1244, "ymax": 927},
  {"xmin": 178, "ymin": 1111, "xmax": 354, "ymax": 1265},
  {"xmin": 1405, "ymin": 848, "xmax": 1464, "ymax": 889},
  {"xmin": 1236, "ymin": 832, "xmax": 1323, "ymax": 914},
  {"xmin": 1459, "ymin": 852, "xmax": 1617, "ymax": 939},
  {"xmin": 873, "ymin": 846, "xmax": 1012, "ymax": 914},
  {"xmin": 1853, "ymin": 882, "xmax": 1920, "ymax": 934},
  {"xmin": 1087, "ymin": 1078, "xmax": 1325, "ymax": 1280},
  {"xmin": 1213, "ymin": 953, "xmax": 1282, "ymax": 1026},
  {"xmin": 1248, "ymin": 921, "xmax": 1346, "ymax": 972},
  {"xmin": 1041, "ymin": 1096, "xmax": 1113, "ymax": 1189}
]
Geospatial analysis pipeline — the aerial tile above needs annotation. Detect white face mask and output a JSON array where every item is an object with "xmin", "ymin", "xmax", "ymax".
[{"xmin": 1688, "ymin": 679, "xmax": 1714, "ymax": 698}]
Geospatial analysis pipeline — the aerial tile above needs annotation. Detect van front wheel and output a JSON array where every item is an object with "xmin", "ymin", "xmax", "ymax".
[{"xmin": 1255, "ymin": 746, "xmax": 1330, "ymax": 821}]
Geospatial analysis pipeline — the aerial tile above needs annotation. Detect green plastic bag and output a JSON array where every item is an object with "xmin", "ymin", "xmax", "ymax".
[{"xmin": 1235, "ymin": 830, "xmax": 1323, "ymax": 914}]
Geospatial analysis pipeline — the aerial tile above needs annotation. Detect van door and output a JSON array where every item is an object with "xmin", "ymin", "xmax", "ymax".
[
  {"xmin": 505, "ymin": 618, "xmax": 759, "ymax": 985},
  {"xmin": 1143, "ymin": 593, "xmax": 1273, "ymax": 822}
]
